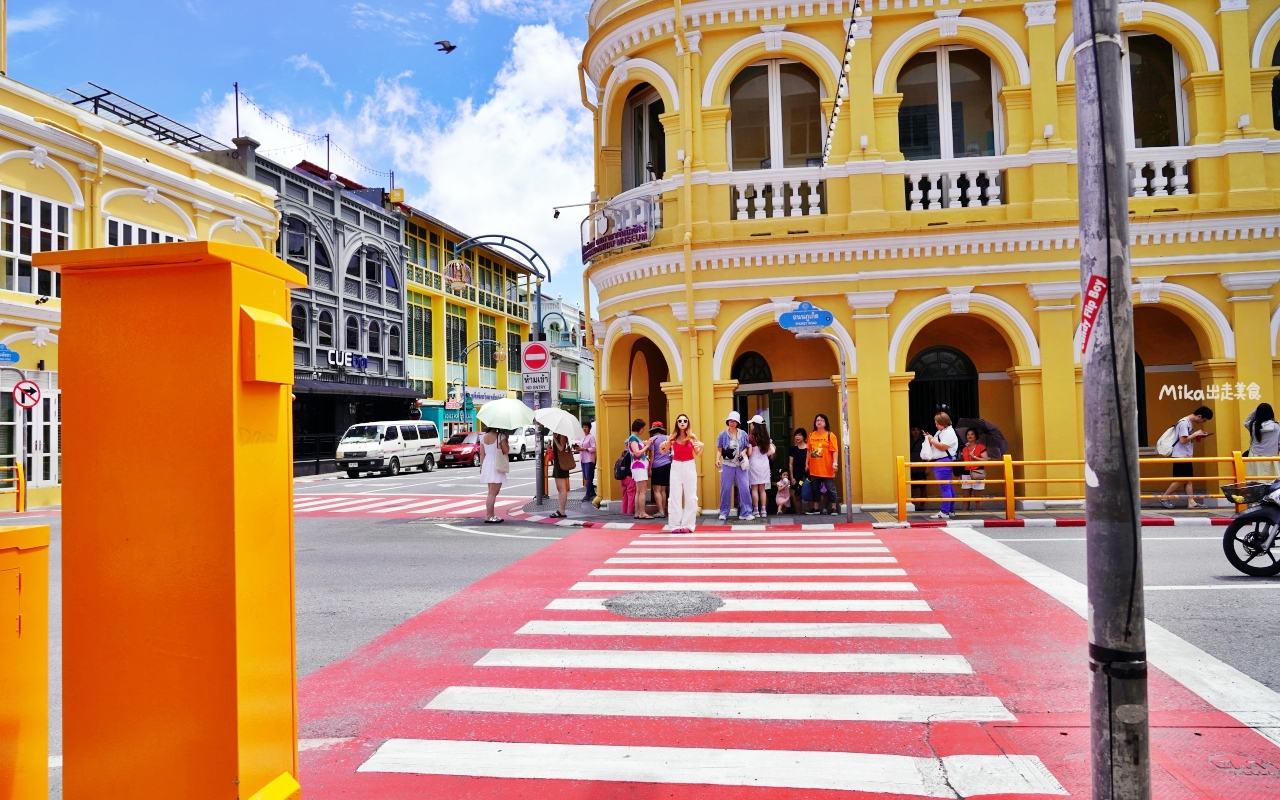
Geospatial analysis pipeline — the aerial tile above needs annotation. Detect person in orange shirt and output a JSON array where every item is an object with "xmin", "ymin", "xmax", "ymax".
[{"xmin": 804, "ymin": 414, "xmax": 839, "ymax": 515}]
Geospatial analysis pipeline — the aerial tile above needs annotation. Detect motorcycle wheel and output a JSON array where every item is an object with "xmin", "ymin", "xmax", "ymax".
[{"xmin": 1223, "ymin": 517, "xmax": 1280, "ymax": 577}]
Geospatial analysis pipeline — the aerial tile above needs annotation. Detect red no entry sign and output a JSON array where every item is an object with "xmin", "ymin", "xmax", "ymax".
[
  {"xmin": 522, "ymin": 342, "xmax": 550, "ymax": 373},
  {"xmin": 13, "ymin": 380, "xmax": 40, "ymax": 409}
]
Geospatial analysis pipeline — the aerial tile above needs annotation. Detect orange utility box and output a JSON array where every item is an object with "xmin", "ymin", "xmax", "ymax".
[
  {"xmin": 0, "ymin": 524, "xmax": 50, "ymax": 800},
  {"xmin": 35, "ymin": 242, "xmax": 305, "ymax": 799}
]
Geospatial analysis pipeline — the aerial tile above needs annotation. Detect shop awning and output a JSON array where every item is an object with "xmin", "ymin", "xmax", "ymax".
[{"xmin": 293, "ymin": 379, "xmax": 423, "ymax": 400}]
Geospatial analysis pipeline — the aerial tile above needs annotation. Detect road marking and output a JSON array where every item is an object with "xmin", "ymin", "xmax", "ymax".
[
  {"xmin": 434, "ymin": 523, "xmax": 563, "ymax": 540},
  {"xmin": 569, "ymin": 581, "xmax": 918, "ymax": 592},
  {"xmin": 356, "ymin": 740, "xmax": 1066, "ymax": 796},
  {"xmin": 627, "ymin": 539, "xmax": 884, "ymax": 546},
  {"xmin": 944, "ymin": 526, "xmax": 1280, "ymax": 748},
  {"xmin": 476, "ymin": 648, "xmax": 972, "ymax": 673},
  {"xmin": 991, "ymin": 536, "xmax": 1220, "ymax": 542},
  {"xmin": 426, "ymin": 686, "xmax": 1014, "ymax": 722},
  {"xmin": 639, "ymin": 532, "xmax": 876, "ymax": 539},
  {"xmin": 604, "ymin": 556, "xmax": 899, "ymax": 564},
  {"xmin": 299, "ymin": 737, "xmax": 354, "ymax": 751},
  {"xmin": 618, "ymin": 546, "xmax": 891, "ymax": 554},
  {"xmin": 1145, "ymin": 583, "xmax": 1280, "ymax": 590},
  {"xmin": 514, "ymin": 620, "xmax": 950, "ymax": 638},
  {"xmin": 368, "ymin": 498, "xmax": 466, "ymax": 514},
  {"xmin": 545, "ymin": 598, "xmax": 934, "ymax": 612},
  {"xmin": 292, "ymin": 496, "xmax": 379, "ymax": 511},
  {"xmin": 589, "ymin": 567, "xmax": 908, "ymax": 577},
  {"xmin": 48, "ymin": 755, "xmax": 62, "ymax": 769},
  {"xmin": 330, "ymin": 497, "xmax": 430, "ymax": 513}
]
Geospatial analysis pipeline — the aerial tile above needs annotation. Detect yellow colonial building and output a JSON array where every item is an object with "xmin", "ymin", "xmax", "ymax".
[
  {"xmin": 0, "ymin": 78, "xmax": 278, "ymax": 507},
  {"xmin": 580, "ymin": 0, "xmax": 1280, "ymax": 508}
]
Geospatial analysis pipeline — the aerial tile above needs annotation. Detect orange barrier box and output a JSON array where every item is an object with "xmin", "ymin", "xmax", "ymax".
[
  {"xmin": 36, "ymin": 243, "xmax": 304, "ymax": 798},
  {"xmin": 0, "ymin": 525, "xmax": 50, "ymax": 800}
]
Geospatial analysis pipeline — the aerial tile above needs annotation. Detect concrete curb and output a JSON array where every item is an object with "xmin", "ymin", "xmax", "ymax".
[{"xmin": 524, "ymin": 515, "xmax": 1234, "ymax": 531}]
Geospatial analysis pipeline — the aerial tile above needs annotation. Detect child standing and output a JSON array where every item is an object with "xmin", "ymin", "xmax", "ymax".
[{"xmin": 775, "ymin": 471, "xmax": 792, "ymax": 515}]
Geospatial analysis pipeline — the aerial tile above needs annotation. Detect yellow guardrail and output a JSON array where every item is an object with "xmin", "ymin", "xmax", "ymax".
[
  {"xmin": 895, "ymin": 451, "xmax": 1280, "ymax": 521},
  {"xmin": 0, "ymin": 462, "xmax": 26, "ymax": 512}
]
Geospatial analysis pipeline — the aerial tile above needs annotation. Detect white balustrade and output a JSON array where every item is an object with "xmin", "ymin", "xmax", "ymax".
[
  {"xmin": 726, "ymin": 171, "xmax": 826, "ymax": 220},
  {"xmin": 903, "ymin": 165, "xmax": 1003, "ymax": 211},
  {"xmin": 1126, "ymin": 149, "xmax": 1191, "ymax": 197}
]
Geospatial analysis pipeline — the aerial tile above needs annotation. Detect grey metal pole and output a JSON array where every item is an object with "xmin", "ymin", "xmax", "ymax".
[
  {"xmin": 797, "ymin": 332, "xmax": 854, "ymax": 523},
  {"xmin": 1074, "ymin": 0, "xmax": 1150, "ymax": 797},
  {"xmin": 534, "ymin": 278, "xmax": 545, "ymax": 505}
]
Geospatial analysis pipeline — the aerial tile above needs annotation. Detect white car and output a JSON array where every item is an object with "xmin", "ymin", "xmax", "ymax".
[
  {"xmin": 506, "ymin": 426, "xmax": 540, "ymax": 461},
  {"xmin": 335, "ymin": 421, "xmax": 442, "ymax": 477}
]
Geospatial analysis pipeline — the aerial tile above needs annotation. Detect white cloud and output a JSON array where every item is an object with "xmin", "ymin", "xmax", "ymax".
[
  {"xmin": 9, "ymin": 6, "xmax": 66, "ymax": 33},
  {"xmin": 447, "ymin": 0, "xmax": 579, "ymax": 23},
  {"xmin": 350, "ymin": 3, "xmax": 433, "ymax": 41},
  {"xmin": 286, "ymin": 54, "xmax": 336, "ymax": 88},
  {"xmin": 194, "ymin": 24, "xmax": 593, "ymax": 293}
]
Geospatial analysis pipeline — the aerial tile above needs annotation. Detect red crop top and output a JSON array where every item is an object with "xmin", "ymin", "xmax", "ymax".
[{"xmin": 672, "ymin": 439, "xmax": 696, "ymax": 461}]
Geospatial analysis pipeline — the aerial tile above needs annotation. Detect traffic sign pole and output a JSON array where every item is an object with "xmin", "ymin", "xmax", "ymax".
[{"xmin": 521, "ymin": 342, "xmax": 552, "ymax": 506}]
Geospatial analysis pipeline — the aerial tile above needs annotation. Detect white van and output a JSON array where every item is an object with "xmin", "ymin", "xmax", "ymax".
[{"xmin": 335, "ymin": 420, "xmax": 442, "ymax": 478}]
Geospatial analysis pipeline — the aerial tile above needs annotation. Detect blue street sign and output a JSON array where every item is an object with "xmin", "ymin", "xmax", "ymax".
[
  {"xmin": 778, "ymin": 301, "xmax": 834, "ymax": 331},
  {"xmin": 0, "ymin": 345, "xmax": 19, "ymax": 364}
]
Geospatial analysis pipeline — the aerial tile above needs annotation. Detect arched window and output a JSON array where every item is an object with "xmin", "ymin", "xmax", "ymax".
[
  {"xmin": 728, "ymin": 60, "xmax": 823, "ymax": 170},
  {"xmin": 369, "ymin": 320, "xmax": 381, "ymax": 354},
  {"xmin": 898, "ymin": 47, "xmax": 1000, "ymax": 161},
  {"xmin": 346, "ymin": 252, "xmax": 361, "ymax": 276},
  {"xmin": 731, "ymin": 351, "xmax": 773, "ymax": 384},
  {"xmin": 318, "ymin": 310, "xmax": 334, "ymax": 347},
  {"xmin": 385, "ymin": 262, "xmax": 400, "ymax": 290},
  {"xmin": 312, "ymin": 238, "xmax": 333, "ymax": 289},
  {"xmin": 907, "ymin": 346, "xmax": 978, "ymax": 429},
  {"xmin": 314, "ymin": 240, "xmax": 332, "ymax": 270},
  {"xmin": 622, "ymin": 84, "xmax": 667, "ymax": 190},
  {"xmin": 1273, "ymin": 42, "xmax": 1280, "ymax": 132},
  {"xmin": 389, "ymin": 325, "xmax": 401, "ymax": 358},
  {"xmin": 364, "ymin": 248, "xmax": 382, "ymax": 284},
  {"xmin": 285, "ymin": 217, "xmax": 308, "ymax": 260},
  {"xmin": 345, "ymin": 315, "xmax": 360, "ymax": 350},
  {"xmin": 1123, "ymin": 33, "xmax": 1188, "ymax": 148},
  {"xmin": 291, "ymin": 304, "xmax": 307, "ymax": 342}
]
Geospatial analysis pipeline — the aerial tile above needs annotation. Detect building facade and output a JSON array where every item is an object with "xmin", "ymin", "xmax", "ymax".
[
  {"xmin": 400, "ymin": 205, "xmax": 536, "ymax": 432},
  {"xmin": 541, "ymin": 294, "xmax": 598, "ymax": 420},
  {"xmin": 0, "ymin": 78, "xmax": 278, "ymax": 507},
  {"xmin": 581, "ymin": 0, "xmax": 1280, "ymax": 507}
]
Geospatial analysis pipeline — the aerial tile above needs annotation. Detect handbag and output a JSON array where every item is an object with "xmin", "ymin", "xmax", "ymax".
[{"xmin": 556, "ymin": 443, "xmax": 575, "ymax": 472}]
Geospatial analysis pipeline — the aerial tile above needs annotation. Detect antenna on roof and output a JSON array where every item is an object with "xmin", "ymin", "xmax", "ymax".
[{"xmin": 234, "ymin": 82, "xmax": 240, "ymax": 139}]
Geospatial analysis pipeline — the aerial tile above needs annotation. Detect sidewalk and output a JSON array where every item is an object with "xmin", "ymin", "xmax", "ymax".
[{"xmin": 295, "ymin": 522, "xmax": 1280, "ymax": 797}]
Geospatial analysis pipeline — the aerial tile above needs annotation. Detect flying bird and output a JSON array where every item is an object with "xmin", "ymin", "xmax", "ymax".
[{"xmin": 435, "ymin": 41, "xmax": 457, "ymax": 54}]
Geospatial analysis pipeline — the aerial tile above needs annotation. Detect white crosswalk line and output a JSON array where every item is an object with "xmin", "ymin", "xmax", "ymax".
[
  {"xmin": 427, "ymin": 687, "xmax": 1014, "ymax": 722},
  {"xmin": 639, "ymin": 532, "xmax": 876, "ymax": 539},
  {"xmin": 570, "ymin": 581, "xmax": 918, "ymax": 592},
  {"xmin": 369, "ymin": 498, "xmax": 463, "ymax": 514},
  {"xmin": 514, "ymin": 620, "xmax": 950, "ymax": 638},
  {"xmin": 627, "ymin": 539, "xmax": 884, "ymax": 546},
  {"xmin": 292, "ymin": 497, "xmax": 376, "ymax": 511},
  {"xmin": 357, "ymin": 740, "xmax": 1067, "ymax": 796},
  {"xmin": 589, "ymin": 568, "xmax": 907, "ymax": 577},
  {"xmin": 545, "ymin": 598, "xmax": 934, "ymax": 612},
  {"xmin": 605, "ymin": 556, "xmax": 898, "ymax": 564},
  {"xmin": 331, "ymin": 498, "xmax": 427, "ymax": 513},
  {"xmin": 618, "ymin": 546, "xmax": 891, "ymax": 554},
  {"xmin": 476, "ymin": 648, "xmax": 972, "ymax": 673}
]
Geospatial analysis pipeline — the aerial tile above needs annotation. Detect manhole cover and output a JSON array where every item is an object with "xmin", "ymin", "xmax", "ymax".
[{"xmin": 604, "ymin": 591, "xmax": 724, "ymax": 618}]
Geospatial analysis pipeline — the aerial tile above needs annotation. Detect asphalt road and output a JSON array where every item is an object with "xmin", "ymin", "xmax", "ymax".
[{"xmin": 294, "ymin": 454, "xmax": 541, "ymax": 499}]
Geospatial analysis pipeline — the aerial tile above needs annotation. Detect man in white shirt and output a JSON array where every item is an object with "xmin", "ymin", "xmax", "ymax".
[
  {"xmin": 1160, "ymin": 406, "xmax": 1213, "ymax": 509},
  {"xmin": 921, "ymin": 412, "xmax": 960, "ymax": 519}
]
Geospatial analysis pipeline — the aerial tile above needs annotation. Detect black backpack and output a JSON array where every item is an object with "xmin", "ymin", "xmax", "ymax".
[{"xmin": 613, "ymin": 444, "xmax": 630, "ymax": 481}]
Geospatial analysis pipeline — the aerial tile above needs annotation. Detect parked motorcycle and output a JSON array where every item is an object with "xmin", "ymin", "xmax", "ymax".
[{"xmin": 1221, "ymin": 480, "xmax": 1280, "ymax": 576}]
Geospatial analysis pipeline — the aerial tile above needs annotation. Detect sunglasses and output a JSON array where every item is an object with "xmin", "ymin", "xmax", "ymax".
[{"xmin": 677, "ymin": 418, "xmax": 690, "ymax": 425}]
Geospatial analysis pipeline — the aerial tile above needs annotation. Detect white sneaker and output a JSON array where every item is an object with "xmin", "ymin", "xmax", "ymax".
[
  {"xmin": 740, "ymin": 514, "xmax": 755, "ymax": 522},
  {"xmin": 929, "ymin": 512, "xmax": 949, "ymax": 520},
  {"xmin": 718, "ymin": 515, "xmax": 728, "ymax": 522}
]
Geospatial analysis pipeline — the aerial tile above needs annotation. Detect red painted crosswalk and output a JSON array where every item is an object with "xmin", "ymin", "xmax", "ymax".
[
  {"xmin": 295, "ymin": 525, "xmax": 1280, "ymax": 798},
  {"xmin": 293, "ymin": 493, "xmax": 531, "ymax": 519}
]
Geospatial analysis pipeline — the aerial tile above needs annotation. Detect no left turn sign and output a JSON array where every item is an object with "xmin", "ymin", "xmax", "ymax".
[{"xmin": 13, "ymin": 380, "xmax": 40, "ymax": 409}]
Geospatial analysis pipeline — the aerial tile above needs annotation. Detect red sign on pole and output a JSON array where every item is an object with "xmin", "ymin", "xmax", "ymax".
[
  {"xmin": 522, "ymin": 342, "xmax": 550, "ymax": 372},
  {"xmin": 12, "ymin": 380, "xmax": 40, "ymax": 409},
  {"xmin": 1079, "ymin": 275, "xmax": 1109, "ymax": 356}
]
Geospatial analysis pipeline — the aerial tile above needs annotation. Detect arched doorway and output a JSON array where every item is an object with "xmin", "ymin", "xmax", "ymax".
[
  {"xmin": 1134, "ymin": 304, "xmax": 1208, "ymax": 447},
  {"xmin": 629, "ymin": 338, "xmax": 669, "ymax": 426},
  {"xmin": 907, "ymin": 345, "xmax": 979, "ymax": 428}
]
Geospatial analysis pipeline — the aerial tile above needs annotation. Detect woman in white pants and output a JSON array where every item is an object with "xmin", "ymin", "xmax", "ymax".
[{"xmin": 660, "ymin": 414, "xmax": 703, "ymax": 533}]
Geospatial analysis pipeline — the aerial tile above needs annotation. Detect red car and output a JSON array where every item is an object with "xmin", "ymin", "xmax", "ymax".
[{"xmin": 440, "ymin": 431, "xmax": 482, "ymax": 467}]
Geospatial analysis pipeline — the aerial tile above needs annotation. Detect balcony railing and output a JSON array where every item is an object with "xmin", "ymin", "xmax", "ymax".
[
  {"xmin": 897, "ymin": 155, "xmax": 1006, "ymax": 210},
  {"xmin": 730, "ymin": 177, "xmax": 826, "ymax": 220},
  {"xmin": 1127, "ymin": 147, "xmax": 1191, "ymax": 197}
]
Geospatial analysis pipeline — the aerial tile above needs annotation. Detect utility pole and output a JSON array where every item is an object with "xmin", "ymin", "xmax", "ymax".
[{"xmin": 1074, "ymin": 1, "xmax": 1150, "ymax": 798}]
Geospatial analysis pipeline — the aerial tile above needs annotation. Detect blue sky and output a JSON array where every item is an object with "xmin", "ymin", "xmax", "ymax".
[{"xmin": 7, "ymin": 0, "xmax": 596, "ymax": 306}]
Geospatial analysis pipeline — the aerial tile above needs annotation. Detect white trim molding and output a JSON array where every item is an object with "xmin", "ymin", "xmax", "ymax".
[
  {"xmin": 602, "ymin": 312, "xmax": 684, "ymax": 386},
  {"xmin": 1026, "ymin": 282, "xmax": 1080, "ymax": 302},
  {"xmin": 208, "ymin": 216, "xmax": 265, "ymax": 248},
  {"xmin": 601, "ymin": 57, "xmax": 681, "ymax": 139},
  {"xmin": 1253, "ymin": 6, "xmax": 1280, "ymax": 68},
  {"xmin": 1057, "ymin": 2, "xmax": 1221, "ymax": 81},
  {"xmin": 889, "ymin": 292, "xmax": 1042, "ymax": 371},
  {"xmin": 1, "ymin": 327, "xmax": 57, "ymax": 348},
  {"xmin": 701, "ymin": 30, "xmax": 843, "ymax": 106},
  {"xmin": 874, "ymin": 14, "xmax": 1032, "ymax": 94},
  {"xmin": 846, "ymin": 290, "xmax": 897, "ymax": 310},
  {"xmin": 0, "ymin": 147, "xmax": 86, "ymax": 209},
  {"xmin": 1220, "ymin": 271, "xmax": 1280, "ymax": 293},
  {"xmin": 670, "ymin": 300, "xmax": 721, "ymax": 322},
  {"xmin": 712, "ymin": 301, "xmax": 855, "ymax": 380},
  {"xmin": 1271, "ymin": 304, "xmax": 1280, "ymax": 358},
  {"xmin": 101, "ymin": 186, "xmax": 198, "ymax": 238}
]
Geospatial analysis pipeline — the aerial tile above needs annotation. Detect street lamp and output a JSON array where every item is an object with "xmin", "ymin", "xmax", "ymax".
[{"xmin": 455, "ymin": 338, "xmax": 505, "ymax": 431}]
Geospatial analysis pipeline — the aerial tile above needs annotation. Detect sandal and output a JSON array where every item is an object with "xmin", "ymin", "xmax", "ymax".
[
  {"xmin": 550, "ymin": 511, "xmax": 567, "ymax": 518},
  {"xmin": 484, "ymin": 517, "xmax": 504, "ymax": 524},
  {"xmin": 635, "ymin": 514, "xmax": 655, "ymax": 520}
]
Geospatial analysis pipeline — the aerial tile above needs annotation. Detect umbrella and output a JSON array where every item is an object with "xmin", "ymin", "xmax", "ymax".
[
  {"xmin": 535, "ymin": 407, "xmax": 581, "ymax": 438},
  {"xmin": 955, "ymin": 418, "xmax": 1011, "ymax": 458},
  {"xmin": 475, "ymin": 397, "xmax": 534, "ymax": 431}
]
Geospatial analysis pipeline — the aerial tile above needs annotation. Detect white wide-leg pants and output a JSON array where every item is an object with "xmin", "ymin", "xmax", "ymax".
[{"xmin": 667, "ymin": 459, "xmax": 699, "ymax": 531}]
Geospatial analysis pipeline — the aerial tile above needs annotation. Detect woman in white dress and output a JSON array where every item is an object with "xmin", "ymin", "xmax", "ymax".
[
  {"xmin": 747, "ymin": 415, "xmax": 776, "ymax": 519},
  {"xmin": 477, "ymin": 426, "xmax": 510, "ymax": 523}
]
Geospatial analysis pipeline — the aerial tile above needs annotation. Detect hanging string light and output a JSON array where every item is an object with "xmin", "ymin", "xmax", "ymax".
[{"xmin": 823, "ymin": 0, "xmax": 863, "ymax": 167}]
